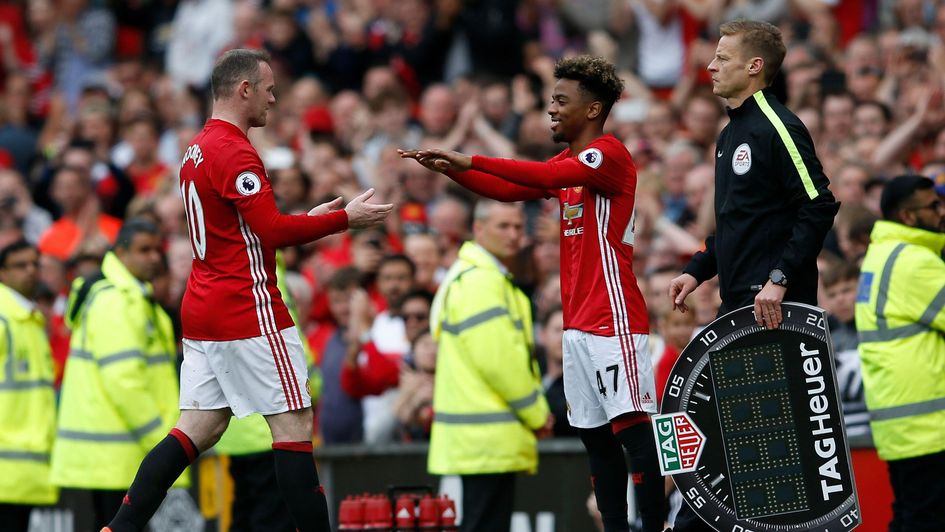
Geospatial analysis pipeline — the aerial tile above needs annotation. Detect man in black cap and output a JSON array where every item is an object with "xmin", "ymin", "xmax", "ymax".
[{"xmin": 855, "ymin": 175, "xmax": 945, "ymax": 532}]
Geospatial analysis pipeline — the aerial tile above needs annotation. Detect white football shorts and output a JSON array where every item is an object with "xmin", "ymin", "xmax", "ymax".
[
  {"xmin": 563, "ymin": 329, "xmax": 657, "ymax": 428},
  {"xmin": 179, "ymin": 326, "xmax": 311, "ymax": 418}
]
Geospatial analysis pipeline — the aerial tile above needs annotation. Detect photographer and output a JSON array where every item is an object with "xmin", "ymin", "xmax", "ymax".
[{"xmin": 0, "ymin": 169, "xmax": 51, "ymax": 245}]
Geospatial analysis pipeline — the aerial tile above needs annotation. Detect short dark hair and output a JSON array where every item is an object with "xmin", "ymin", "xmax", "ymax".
[
  {"xmin": 114, "ymin": 218, "xmax": 161, "ymax": 250},
  {"xmin": 63, "ymin": 138, "xmax": 96, "ymax": 156},
  {"xmin": 326, "ymin": 266, "xmax": 363, "ymax": 291},
  {"xmin": 836, "ymin": 203, "xmax": 878, "ymax": 244},
  {"xmin": 880, "ymin": 174, "xmax": 935, "ymax": 220},
  {"xmin": 379, "ymin": 254, "xmax": 416, "ymax": 277},
  {"xmin": 123, "ymin": 113, "xmax": 161, "ymax": 136},
  {"xmin": 211, "ymin": 49, "xmax": 271, "ymax": 100},
  {"xmin": 397, "ymin": 288, "xmax": 433, "ymax": 309},
  {"xmin": 553, "ymin": 55, "xmax": 624, "ymax": 117},
  {"xmin": 720, "ymin": 20, "xmax": 786, "ymax": 85},
  {"xmin": 0, "ymin": 239, "xmax": 33, "ymax": 268},
  {"xmin": 367, "ymin": 88, "xmax": 409, "ymax": 113},
  {"xmin": 53, "ymin": 165, "xmax": 91, "ymax": 187},
  {"xmin": 855, "ymin": 100, "xmax": 892, "ymax": 123},
  {"xmin": 822, "ymin": 90, "xmax": 856, "ymax": 110},
  {"xmin": 821, "ymin": 261, "xmax": 860, "ymax": 289}
]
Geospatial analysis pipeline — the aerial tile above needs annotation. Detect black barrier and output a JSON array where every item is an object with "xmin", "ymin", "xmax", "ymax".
[
  {"xmin": 315, "ymin": 439, "xmax": 597, "ymax": 531},
  {"xmin": 37, "ymin": 435, "xmax": 884, "ymax": 531}
]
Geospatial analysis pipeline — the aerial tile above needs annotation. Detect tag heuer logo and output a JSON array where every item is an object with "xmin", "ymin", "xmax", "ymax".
[{"xmin": 652, "ymin": 412, "xmax": 706, "ymax": 475}]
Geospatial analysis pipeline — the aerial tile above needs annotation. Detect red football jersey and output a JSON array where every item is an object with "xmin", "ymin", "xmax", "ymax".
[
  {"xmin": 466, "ymin": 134, "xmax": 649, "ymax": 336},
  {"xmin": 550, "ymin": 136, "xmax": 649, "ymax": 335},
  {"xmin": 179, "ymin": 119, "xmax": 347, "ymax": 340}
]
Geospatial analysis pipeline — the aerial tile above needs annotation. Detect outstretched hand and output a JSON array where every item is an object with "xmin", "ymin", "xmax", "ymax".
[
  {"xmin": 398, "ymin": 149, "xmax": 450, "ymax": 172},
  {"xmin": 398, "ymin": 148, "xmax": 472, "ymax": 172},
  {"xmin": 307, "ymin": 196, "xmax": 343, "ymax": 217},
  {"xmin": 344, "ymin": 188, "xmax": 394, "ymax": 229}
]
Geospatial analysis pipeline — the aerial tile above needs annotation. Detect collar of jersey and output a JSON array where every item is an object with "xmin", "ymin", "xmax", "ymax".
[
  {"xmin": 207, "ymin": 118, "xmax": 248, "ymax": 140},
  {"xmin": 727, "ymin": 88, "xmax": 767, "ymax": 117}
]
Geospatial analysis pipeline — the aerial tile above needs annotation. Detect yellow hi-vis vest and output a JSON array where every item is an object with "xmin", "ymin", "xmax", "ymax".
[
  {"xmin": 855, "ymin": 221, "xmax": 945, "ymax": 461},
  {"xmin": 51, "ymin": 252, "xmax": 187, "ymax": 489},
  {"xmin": 428, "ymin": 242, "xmax": 550, "ymax": 475},
  {"xmin": 0, "ymin": 282, "xmax": 57, "ymax": 504}
]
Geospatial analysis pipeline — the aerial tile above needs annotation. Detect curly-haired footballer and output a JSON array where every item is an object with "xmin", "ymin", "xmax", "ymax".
[{"xmin": 401, "ymin": 55, "xmax": 665, "ymax": 532}]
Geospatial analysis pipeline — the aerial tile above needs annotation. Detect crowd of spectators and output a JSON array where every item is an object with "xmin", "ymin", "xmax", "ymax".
[{"xmin": 1, "ymin": 0, "xmax": 944, "ymax": 446}]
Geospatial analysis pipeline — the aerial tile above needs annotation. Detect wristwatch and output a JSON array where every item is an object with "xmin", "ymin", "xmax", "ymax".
[{"xmin": 769, "ymin": 268, "xmax": 788, "ymax": 287}]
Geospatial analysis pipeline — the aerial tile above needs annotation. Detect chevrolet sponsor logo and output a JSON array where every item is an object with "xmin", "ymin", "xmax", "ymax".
[{"xmin": 562, "ymin": 202, "xmax": 584, "ymax": 220}]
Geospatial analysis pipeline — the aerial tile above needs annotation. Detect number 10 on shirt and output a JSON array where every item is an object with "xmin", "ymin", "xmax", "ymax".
[{"xmin": 181, "ymin": 180, "xmax": 207, "ymax": 260}]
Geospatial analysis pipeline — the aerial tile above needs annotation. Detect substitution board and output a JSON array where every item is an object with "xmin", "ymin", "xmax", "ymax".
[{"xmin": 654, "ymin": 303, "xmax": 861, "ymax": 531}]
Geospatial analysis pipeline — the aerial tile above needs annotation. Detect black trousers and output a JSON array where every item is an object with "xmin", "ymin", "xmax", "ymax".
[
  {"xmin": 0, "ymin": 503, "xmax": 32, "ymax": 532},
  {"xmin": 461, "ymin": 473, "xmax": 516, "ymax": 532},
  {"xmin": 91, "ymin": 489, "xmax": 127, "ymax": 530},
  {"xmin": 887, "ymin": 450, "xmax": 945, "ymax": 532},
  {"xmin": 229, "ymin": 452, "xmax": 295, "ymax": 532}
]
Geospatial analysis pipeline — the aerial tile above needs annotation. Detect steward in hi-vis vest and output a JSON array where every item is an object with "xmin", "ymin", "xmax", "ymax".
[
  {"xmin": 51, "ymin": 222, "xmax": 186, "ymax": 529},
  {"xmin": 855, "ymin": 175, "xmax": 945, "ymax": 532},
  {"xmin": 0, "ymin": 241, "xmax": 57, "ymax": 531}
]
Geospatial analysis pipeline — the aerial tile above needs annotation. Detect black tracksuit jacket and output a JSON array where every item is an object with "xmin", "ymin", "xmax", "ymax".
[{"xmin": 683, "ymin": 89, "xmax": 840, "ymax": 313}]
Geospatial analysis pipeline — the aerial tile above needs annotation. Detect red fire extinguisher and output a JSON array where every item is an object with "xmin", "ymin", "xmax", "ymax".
[
  {"xmin": 364, "ymin": 494, "xmax": 393, "ymax": 532},
  {"xmin": 417, "ymin": 494, "xmax": 440, "ymax": 531},
  {"xmin": 338, "ymin": 495, "xmax": 364, "ymax": 530},
  {"xmin": 394, "ymin": 493, "xmax": 417, "ymax": 531},
  {"xmin": 437, "ymin": 495, "xmax": 458, "ymax": 531}
]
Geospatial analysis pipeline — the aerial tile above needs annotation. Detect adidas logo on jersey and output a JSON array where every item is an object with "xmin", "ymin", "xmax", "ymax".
[{"xmin": 643, "ymin": 392, "xmax": 653, "ymax": 403}]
